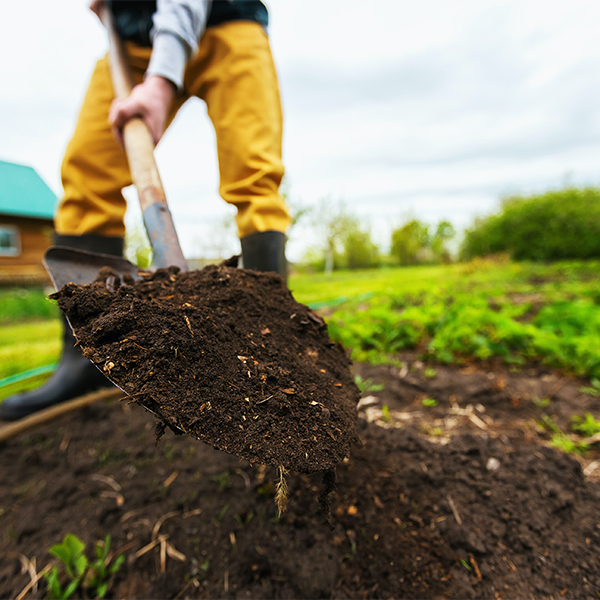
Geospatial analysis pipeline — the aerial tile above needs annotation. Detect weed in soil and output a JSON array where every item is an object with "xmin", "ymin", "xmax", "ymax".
[{"xmin": 44, "ymin": 534, "xmax": 124, "ymax": 599}]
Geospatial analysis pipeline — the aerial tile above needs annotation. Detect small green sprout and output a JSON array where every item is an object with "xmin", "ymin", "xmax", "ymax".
[
  {"xmin": 211, "ymin": 471, "xmax": 232, "ymax": 492},
  {"xmin": 343, "ymin": 540, "xmax": 357, "ymax": 561},
  {"xmin": 550, "ymin": 432, "xmax": 588, "ymax": 455},
  {"xmin": 381, "ymin": 404, "xmax": 391, "ymax": 423},
  {"xmin": 579, "ymin": 378, "xmax": 600, "ymax": 397},
  {"xmin": 190, "ymin": 557, "xmax": 210, "ymax": 580},
  {"xmin": 43, "ymin": 534, "xmax": 124, "ymax": 600},
  {"xmin": 532, "ymin": 397, "xmax": 551, "ymax": 408},
  {"xmin": 217, "ymin": 504, "xmax": 229, "ymax": 522},
  {"xmin": 422, "ymin": 398, "xmax": 438, "ymax": 407},
  {"xmin": 423, "ymin": 367, "xmax": 437, "ymax": 379},
  {"xmin": 571, "ymin": 413, "xmax": 600, "ymax": 437},
  {"xmin": 354, "ymin": 374, "xmax": 384, "ymax": 395},
  {"xmin": 538, "ymin": 414, "xmax": 561, "ymax": 434},
  {"xmin": 421, "ymin": 424, "xmax": 444, "ymax": 437},
  {"xmin": 234, "ymin": 511, "xmax": 254, "ymax": 526},
  {"xmin": 459, "ymin": 558, "xmax": 472, "ymax": 571}
]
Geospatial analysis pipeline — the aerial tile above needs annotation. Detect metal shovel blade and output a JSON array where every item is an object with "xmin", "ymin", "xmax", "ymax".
[
  {"xmin": 44, "ymin": 246, "xmax": 148, "ymax": 291},
  {"xmin": 43, "ymin": 245, "xmax": 185, "ymax": 435}
]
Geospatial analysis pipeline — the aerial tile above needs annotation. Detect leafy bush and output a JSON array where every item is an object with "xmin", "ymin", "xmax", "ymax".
[{"xmin": 460, "ymin": 187, "xmax": 600, "ymax": 261}]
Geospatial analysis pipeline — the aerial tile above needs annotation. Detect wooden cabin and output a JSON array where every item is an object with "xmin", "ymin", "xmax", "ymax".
[{"xmin": 0, "ymin": 160, "xmax": 56, "ymax": 285}]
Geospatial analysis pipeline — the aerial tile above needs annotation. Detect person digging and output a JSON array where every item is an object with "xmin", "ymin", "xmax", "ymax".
[{"xmin": 0, "ymin": 0, "xmax": 290, "ymax": 422}]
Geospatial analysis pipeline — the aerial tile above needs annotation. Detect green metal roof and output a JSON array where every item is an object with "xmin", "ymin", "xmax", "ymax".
[{"xmin": 0, "ymin": 160, "xmax": 57, "ymax": 220}]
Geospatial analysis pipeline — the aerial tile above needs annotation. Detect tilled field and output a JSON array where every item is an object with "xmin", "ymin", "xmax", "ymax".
[{"xmin": 1, "ymin": 354, "xmax": 600, "ymax": 599}]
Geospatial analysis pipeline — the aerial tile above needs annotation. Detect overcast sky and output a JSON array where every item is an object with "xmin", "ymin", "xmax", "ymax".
[{"xmin": 2, "ymin": 1, "xmax": 600, "ymax": 261}]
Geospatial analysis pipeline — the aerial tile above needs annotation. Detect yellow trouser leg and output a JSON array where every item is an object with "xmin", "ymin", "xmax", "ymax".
[
  {"xmin": 183, "ymin": 21, "xmax": 291, "ymax": 238},
  {"xmin": 57, "ymin": 46, "xmax": 144, "ymax": 237},
  {"xmin": 57, "ymin": 23, "xmax": 290, "ymax": 239},
  {"xmin": 56, "ymin": 45, "xmax": 185, "ymax": 237}
]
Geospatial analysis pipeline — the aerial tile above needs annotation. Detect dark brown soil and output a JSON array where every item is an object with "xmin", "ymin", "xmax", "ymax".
[
  {"xmin": 2, "ymin": 353, "xmax": 600, "ymax": 599},
  {"xmin": 50, "ymin": 265, "xmax": 359, "ymax": 473}
]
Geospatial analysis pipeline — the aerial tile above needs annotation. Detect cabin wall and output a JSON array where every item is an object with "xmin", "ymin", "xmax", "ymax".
[{"xmin": 0, "ymin": 215, "xmax": 53, "ymax": 285}]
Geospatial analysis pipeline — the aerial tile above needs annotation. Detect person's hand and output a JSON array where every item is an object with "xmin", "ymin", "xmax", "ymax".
[{"xmin": 109, "ymin": 76, "xmax": 176, "ymax": 146}]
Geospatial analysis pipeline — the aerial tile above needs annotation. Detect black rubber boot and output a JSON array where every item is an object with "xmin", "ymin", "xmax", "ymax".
[
  {"xmin": 0, "ymin": 234, "xmax": 124, "ymax": 421},
  {"xmin": 240, "ymin": 231, "xmax": 287, "ymax": 278}
]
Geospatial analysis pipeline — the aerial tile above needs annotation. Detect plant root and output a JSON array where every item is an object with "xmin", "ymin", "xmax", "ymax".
[{"xmin": 275, "ymin": 465, "xmax": 289, "ymax": 516}]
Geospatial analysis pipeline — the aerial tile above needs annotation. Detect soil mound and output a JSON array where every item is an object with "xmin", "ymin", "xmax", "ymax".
[
  {"xmin": 50, "ymin": 264, "xmax": 359, "ymax": 473},
  {"xmin": 1, "ymin": 392, "xmax": 599, "ymax": 599}
]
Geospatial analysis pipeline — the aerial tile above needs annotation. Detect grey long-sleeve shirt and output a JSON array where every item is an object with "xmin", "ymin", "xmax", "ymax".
[{"xmin": 146, "ymin": 0, "xmax": 211, "ymax": 91}]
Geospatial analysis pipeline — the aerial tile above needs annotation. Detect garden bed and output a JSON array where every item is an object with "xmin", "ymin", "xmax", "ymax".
[{"xmin": 1, "ymin": 353, "xmax": 600, "ymax": 598}]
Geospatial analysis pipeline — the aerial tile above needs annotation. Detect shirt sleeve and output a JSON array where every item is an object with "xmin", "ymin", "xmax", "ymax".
[{"xmin": 146, "ymin": 0, "xmax": 211, "ymax": 92}]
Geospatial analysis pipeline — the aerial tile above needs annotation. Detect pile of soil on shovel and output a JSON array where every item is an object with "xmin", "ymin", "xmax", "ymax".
[{"xmin": 50, "ymin": 263, "xmax": 359, "ymax": 473}]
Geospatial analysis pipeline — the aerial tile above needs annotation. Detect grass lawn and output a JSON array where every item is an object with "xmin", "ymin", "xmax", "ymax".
[
  {"xmin": 289, "ymin": 264, "xmax": 457, "ymax": 305},
  {"xmin": 0, "ymin": 320, "xmax": 61, "ymax": 401}
]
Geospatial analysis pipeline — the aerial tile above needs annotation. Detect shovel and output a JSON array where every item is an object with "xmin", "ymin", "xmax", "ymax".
[
  {"xmin": 40, "ymin": 8, "xmax": 359, "ymax": 474},
  {"xmin": 44, "ymin": 6, "xmax": 187, "ymax": 291}
]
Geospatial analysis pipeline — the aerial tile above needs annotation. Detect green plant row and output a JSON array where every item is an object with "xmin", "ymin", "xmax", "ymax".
[{"xmin": 322, "ymin": 260, "xmax": 600, "ymax": 378}]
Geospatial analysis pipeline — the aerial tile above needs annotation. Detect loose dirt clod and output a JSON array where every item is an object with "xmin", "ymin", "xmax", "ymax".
[{"xmin": 50, "ymin": 263, "xmax": 359, "ymax": 473}]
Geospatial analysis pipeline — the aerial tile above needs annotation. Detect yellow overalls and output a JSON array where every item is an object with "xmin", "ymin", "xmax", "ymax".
[{"xmin": 55, "ymin": 21, "xmax": 291, "ymax": 240}]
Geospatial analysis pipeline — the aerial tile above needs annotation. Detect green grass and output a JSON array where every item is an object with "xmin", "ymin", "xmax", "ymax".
[
  {"xmin": 0, "ymin": 320, "xmax": 61, "ymax": 399},
  {"xmin": 0, "ymin": 288, "xmax": 60, "ymax": 399},
  {"xmin": 290, "ymin": 264, "xmax": 458, "ymax": 305},
  {"xmin": 0, "ymin": 372, "xmax": 55, "ymax": 402},
  {"xmin": 291, "ymin": 259, "xmax": 600, "ymax": 378},
  {"xmin": 0, "ymin": 287, "xmax": 58, "ymax": 324}
]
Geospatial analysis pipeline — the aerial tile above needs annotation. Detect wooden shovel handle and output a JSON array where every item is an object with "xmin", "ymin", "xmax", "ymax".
[
  {"xmin": 102, "ymin": 7, "xmax": 135, "ymax": 98},
  {"xmin": 98, "ymin": 6, "xmax": 188, "ymax": 271}
]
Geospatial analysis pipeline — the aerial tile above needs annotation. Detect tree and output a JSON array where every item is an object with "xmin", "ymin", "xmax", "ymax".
[
  {"xmin": 342, "ymin": 225, "xmax": 380, "ymax": 269},
  {"xmin": 390, "ymin": 219, "xmax": 455, "ymax": 265},
  {"xmin": 307, "ymin": 197, "xmax": 354, "ymax": 274},
  {"xmin": 431, "ymin": 220, "xmax": 456, "ymax": 263},
  {"xmin": 390, "ymin": 219, "xmax": 430, "ymax": 265},
  {"xmin": 459, "ymin": 187, "xmax": 600, "ymax": 261}
]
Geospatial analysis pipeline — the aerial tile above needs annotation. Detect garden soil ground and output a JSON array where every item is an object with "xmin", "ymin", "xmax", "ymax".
[{"xmin": 2, "ymin": 352, "xmax": 600, "ymax": 598}]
